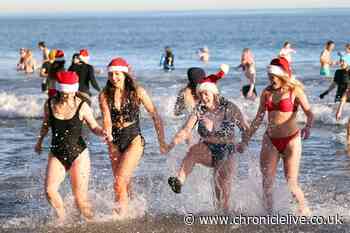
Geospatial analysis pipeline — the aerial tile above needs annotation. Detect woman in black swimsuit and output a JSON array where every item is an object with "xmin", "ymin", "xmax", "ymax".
[
  {"xmin": 34, "ymin": 71, "xmax": 107, "ymax": 223},
  {"xmin": 99, "ymin": 57, "xmax": 167, "ymax": 217},
  {"xmin": 165, "ymin": 76, "xmax": 249, "ymax": 212}
]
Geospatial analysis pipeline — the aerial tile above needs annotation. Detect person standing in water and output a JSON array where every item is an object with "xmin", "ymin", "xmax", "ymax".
[
  {"xmin": 99, "ymin": 58, "xmax": 167, "ymax": 217},
  {"xmin": 319, "ymin": 59, "xmax": 350, "ymax": 102},
  {"xmin": 40, "ymin": 49, "xmax": 57, "ymax": 93},
  {"xmin": 247, "ymin": 57, "xmax": 313, "ymax": 216},
  {"xmin": 68, "ymin": 49, "xmax": 101, "ymax": 105},
  {"xmin": 236, "ymin": 48, "xmax": 257, "ymax": 100},
  {"xmin": 320, "ymin": 40, "xmax": 337, "ymax": 78},
  {"xmin": 38, "ymin": 41, "xmax": 50, "ymax": 64},
  {"xmin": 17, "ymin": 48, "xmax": 27, "ymax": 71},
  {"xmin": 160, "ymin": 46, "xmax": 175, "ymax": 71},
  {"xmin": 198, "ymin": 46, "xmax": 210, "ymax": 63},
  {"xmin": 47, "ymin": 50, "xmax": 65, "ymax": 97},
  {"xmin": 279, "ymin": 41, "xmax": 296, "ymax": 64},
  {"xmin": 23, "ymin": 49, "xmax": 37, "ymax": 74},
  {"xmin": 338, "ymin": 43, "xmax": 350, "ymax": 65},
  {"xmin": 34, "ymin": 71, "xmax": 108, "ymax": 223},
  {"xmin": 336, "ymin": 81, "xmax": 350, "ymax": 155},
  {"xmin": 166, "ymin": 75, "xmax": 249, "ymax": 212}
]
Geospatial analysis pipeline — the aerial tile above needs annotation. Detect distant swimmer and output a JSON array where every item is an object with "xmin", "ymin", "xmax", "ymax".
[
  {"xmin": 319, "ymin": 59, "xmax": 350, "ymax": 102},
  {"xmin": 174, "ymin": 64, "xmax": 229, "ymax": 116},
  {"xmin": 247, "ymin": 57, "xmax": 314, "ymax": 216},
  {"xmin": 279, "ymin": 41, "xmax": 296, "ymax": 64},
  {"xmin": 16, "ymin": 48, "xmax": 26, "ymax": 71},
  {"xmin": 99, "ymin": 58, "xmax": 166, "ymax": 218},
  {"xmin": 198, "ymin": 46, "xmax": 210, "ymax": 63},
  {"xmin": 23, "ymin": 49, "xmax": 37, "ymax": 74},
  {"xmin": 236, "ymin": 48, "xmax": 257, "ymax": 100},
  {"xmin": 39, "ymin": 49, "xmax": 57, "ymax": 92},
  {"xmin": 160, "ymin": 46, "xmax": 175, "ymax": 71},
  {"xmin": 34, "ymin": 71, "xmax": 108, "ymax": 223},
  {"xmin": 68, "ymin": 49, "xmax": 101, "ymax": 105},
  {"xmin": 38, "ymin": 41, "xmax": 49, "ymax": 64},
  {"xmin": 165, "ymin": 76, "xmax": 249, "ymax": 212},
  {"xmin": 320, "ymin": 40, "xmax": 337, "ymax": 78}
]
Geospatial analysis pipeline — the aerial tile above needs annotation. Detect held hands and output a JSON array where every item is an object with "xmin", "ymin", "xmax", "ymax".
[
  {"xmin": 301, "ymin": 126, "xmax": 311, "ymax": 140},
  {"xmin": 96, "ymin": 127, "xmax": 113, "ymax": 143},
  {"xmin": 160, "ymin": 141, "xmax": 174, "ymax": 155}
]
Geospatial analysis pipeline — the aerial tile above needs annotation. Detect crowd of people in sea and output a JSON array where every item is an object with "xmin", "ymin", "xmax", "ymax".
[{"xmin": 14, "ymin": 39, "xmax": 350, "ymax": 223}]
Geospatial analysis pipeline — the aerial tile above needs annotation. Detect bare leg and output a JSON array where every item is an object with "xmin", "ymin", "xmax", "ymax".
[
  {"xmin": 347, "ymin": 118, "xmax": 350, "ymax": 156},
  {"xmin": 283, "ymin": 134, "xmax": 310, "ymax": 216},
  {"xmin": 70, "ymin": 149, "xmax": 93, "ymax": 220},
  {"xmin": 45, "ymin": 155, "xmax": 66, "ymax": 223},
  {"xmin": 176, "ymin": 142, "xmax": 213, "ymax": 184},
  {"xmin": 260, "ymin": 134, "xmax": 280, "ymax": 213},
  {"xmin": 112, "ymin": 136, "xmax": 144, "ymax": 217},
  {"xmin": 213, "ymin": 156, "xmax": 235, "ymax": 212}
]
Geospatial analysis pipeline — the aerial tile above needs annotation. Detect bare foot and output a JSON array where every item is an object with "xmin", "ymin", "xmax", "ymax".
[
  {"xmin": 81, "ymin": 207, "xmax": 94, "ymax": 222},
  {"xmin": 112, "ymin": 207, "xmax": 127, "ymax": 220}
]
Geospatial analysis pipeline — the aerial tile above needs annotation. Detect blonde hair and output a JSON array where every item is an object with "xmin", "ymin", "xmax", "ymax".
[{"xmin": 274, "ymin": 74, "xmax": 304, "ymax": 93}]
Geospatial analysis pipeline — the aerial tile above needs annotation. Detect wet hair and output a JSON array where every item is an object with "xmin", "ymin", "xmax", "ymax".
[
  {"xmin": 38, "ymin": 41, "xmax": 46, "ymax": 47},
  {"xmin": 71, "ymin": 53, "xmax": 80, "ymax": 66},
  {"xmin": 283, "ymin": 41, "xmax": 290, "ymax": 47},
  {"xmin": 103, "ymin": 72, "xmax": 140, "ymax": 112},
  {"xmin": 325, "ymin": 40, "xmax": 335, "ymax": 49},
  {"xmin": 345, "ymin": 43, "xmax": 350, "ymax": 50}
]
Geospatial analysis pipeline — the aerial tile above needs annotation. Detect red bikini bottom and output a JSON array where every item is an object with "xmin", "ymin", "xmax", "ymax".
[{"xmin": 267, "ymin": 130, "xmax": 300, "ymax": 154}]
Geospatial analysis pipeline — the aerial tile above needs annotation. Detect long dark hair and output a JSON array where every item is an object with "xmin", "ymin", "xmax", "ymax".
[{"xmin": 103, "ymin": 72, "xmax": 140, "ymax": 110}]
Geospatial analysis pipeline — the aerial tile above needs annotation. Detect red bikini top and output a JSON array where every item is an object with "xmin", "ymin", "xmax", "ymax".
[{"xmin": 265, "ymin": 90, "xmax": 298, "ymax": 112}]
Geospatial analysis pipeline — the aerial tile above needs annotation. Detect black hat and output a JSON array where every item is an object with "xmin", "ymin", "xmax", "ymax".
[{"xmin": 187, "ymin": 67, "xmax": 206, "ymax": 85}]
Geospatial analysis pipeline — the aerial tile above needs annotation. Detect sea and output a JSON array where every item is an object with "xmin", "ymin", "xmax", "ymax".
[{"xmin": 1, "ymin": 8, "xmax": 350, "ymax": 233}]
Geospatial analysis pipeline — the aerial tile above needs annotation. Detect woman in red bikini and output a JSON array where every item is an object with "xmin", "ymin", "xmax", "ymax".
[{"xmin": 248, "ymin": 57, "xmax": 314, "ymax": 216}]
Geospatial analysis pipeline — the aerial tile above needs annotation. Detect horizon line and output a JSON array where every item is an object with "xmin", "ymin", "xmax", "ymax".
[{"xmin": 1, "ymin": 7, "xmax": 350, "ymax": 15}]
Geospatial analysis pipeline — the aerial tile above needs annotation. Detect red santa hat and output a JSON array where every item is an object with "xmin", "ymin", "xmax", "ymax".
[
  {"xmin": 79, "ymin": 49, "xmax": 90, "ymax": 62},
  {"xmin": 55, "ymin": 50, "xmax": 65, "ymax": 62},
  {"xmin": 197, "ymin": 76, "xmax": 219, "ymax": 95},
  {"xmin": 107, "ymin": 57, "xmax": 129, "ymax": 73},
  {"xmin": 267, "ymin": 57, "xmax": 292, "ymax": 78},
  {"xmin": 56, "ymin": 71, "xmax": 79, "ymax": 93}
]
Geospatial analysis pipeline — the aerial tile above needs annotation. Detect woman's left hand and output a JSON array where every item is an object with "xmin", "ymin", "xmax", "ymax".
[{"xmin": 301, "ymin": 126, "xmax": 311, "ymax": 140}]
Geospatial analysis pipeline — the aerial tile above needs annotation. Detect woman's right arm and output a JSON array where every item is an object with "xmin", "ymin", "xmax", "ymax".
[
  {"xmin": 248, "ymin": 90, "xmax": 267, "ymax": 140},
  {"xmin": 35, "ymin": 100, "xmax": 50, "ymax": 154},
  {"xmin": 99, "ymin": 92, "xmax": 113, "ymax": 143},
  {"xmin": 167, "ymin": 114, "xmax": 198, "ymax": 153}
]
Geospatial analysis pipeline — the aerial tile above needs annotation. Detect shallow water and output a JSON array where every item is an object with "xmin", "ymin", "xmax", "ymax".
[{"xmin": 1, "ymin": 9, "xmax": 350, "ymax": 232}]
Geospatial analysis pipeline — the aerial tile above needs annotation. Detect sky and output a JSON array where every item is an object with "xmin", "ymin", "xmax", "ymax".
[{"xmin": 0, "ymin": 0, "xmax": 350, "ymax": 13}]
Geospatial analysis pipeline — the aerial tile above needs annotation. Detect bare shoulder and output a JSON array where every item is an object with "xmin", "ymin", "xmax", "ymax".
[
  {"xmin": 293, "ymin": 87, "xmax": 305, "ymax": 98},
  {"xmin": 136, "ymin": 86, "xmax": 149, "ymax": 99}
]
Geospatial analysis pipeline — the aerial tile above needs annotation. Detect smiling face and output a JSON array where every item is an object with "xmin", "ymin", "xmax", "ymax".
[
  {"xmin": 108, "ymin": 71, "xmax": 126, "ymax": 89},
  {"xmin": 198, "ymin": 90, "xmax": 215, "ymax": 108},
  {"xmin": 269, "ymin": 74, "xmax": 284, "ymax": 89}
]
